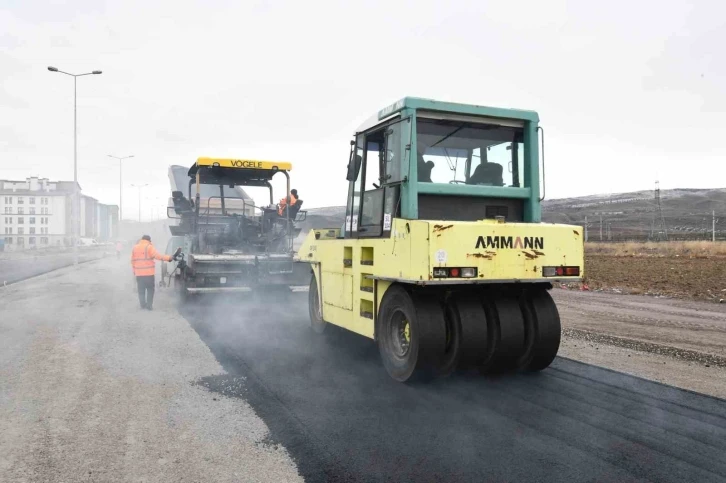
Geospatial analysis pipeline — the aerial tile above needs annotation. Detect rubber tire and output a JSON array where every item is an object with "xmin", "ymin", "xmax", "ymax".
[
  {"xmin": 309, "ymin": 274, "xmax": 326, "ymax": 334},
  {"xmin": 517, "ymin": 288, "xmax": 561, "ymax": 371},
  {"xmin": 482, "ymin": 294, "xmax": 526, "ymax": 374},
  {"xmin": 449, "ymin": 292, "xmax": 492, "ymax": 371},
  {"xmin": 377, "ymin": 286, "xmax": 446, "ymax": 382},
  {"xmin": 436, "ymin": 298, "xmax": 463, "ymax": 377}
]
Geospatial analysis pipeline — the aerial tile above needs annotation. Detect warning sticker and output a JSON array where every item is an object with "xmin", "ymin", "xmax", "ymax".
[
  {"xmin": 435, "ymin": 249, "xmax": 447, "ymax": 264},
  {"xmin": 383, "ymin": 213, "xmax": 392, "ymax": 231}
]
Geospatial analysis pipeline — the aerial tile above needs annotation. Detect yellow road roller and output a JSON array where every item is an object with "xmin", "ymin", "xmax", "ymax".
[{"xmin": 295, "ymin": 97, "xmax": 584, "ymax": 382}]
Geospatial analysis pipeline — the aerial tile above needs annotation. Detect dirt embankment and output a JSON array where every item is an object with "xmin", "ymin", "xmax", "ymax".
[{"xmin": 582, "ymin": 242, "xmax": 726, "ymax": 302}]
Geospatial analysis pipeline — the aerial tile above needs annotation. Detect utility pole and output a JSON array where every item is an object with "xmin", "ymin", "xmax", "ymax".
[
  {"xmin": 131, "ymin": 184, "xmax": 148, "ymax": 222},
  {"xmin": 714, "ymin": 210, "xmax": 717, "ymax": 243},
  {"xmin": 655, "ymin": 180, "xmax": 668, "ymax": 241},
  {"xmin": 584, "ymin": 215, "xmax": 588, "ymax": 242},
  {"xmin": 145, "ymin": 197, "xmax": 158, "ymax": 221},
  {"xmin": 600, "ymin": 213, "xmax": 603, "ymax": 241},
  {"xmin": 107, "ymin": 155, "xmax": 134, "ymax": 221}
]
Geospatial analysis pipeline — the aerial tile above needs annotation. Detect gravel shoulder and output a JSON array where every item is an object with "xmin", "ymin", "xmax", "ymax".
[
  {"xmin": 554, "ymin": 289, "xmax": 726, "ymax": 400},
  {"xmin": 0, "ymin": 259, "xmax": 302, "ymax": 483}
]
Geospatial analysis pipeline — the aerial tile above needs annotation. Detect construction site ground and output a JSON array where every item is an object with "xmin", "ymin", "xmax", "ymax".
[
  {"xmin": 584, "ymin": 254, "xmax": 726, "ymax": 301},
  {"xmin": 582, "ymin": 242, "xmax": 726, "ymax": 302},
  {"xmin": 554, "ymin": 289, "xmax": 726, "ymax": 399},
  {"xmin": 1, "ymin": 258, "xmax": 724, "ymax": 482}
]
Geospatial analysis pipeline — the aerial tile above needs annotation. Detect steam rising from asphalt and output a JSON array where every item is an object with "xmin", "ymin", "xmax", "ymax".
[
  {"xmin": 177, "ymin": 289, "xmax": 311, "ymax": 347},
  {"xmin": 166, "ymin": 208, "xmax": 347, "ymax": 374}
]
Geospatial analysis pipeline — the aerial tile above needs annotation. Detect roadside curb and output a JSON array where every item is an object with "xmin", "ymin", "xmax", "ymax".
[{"xmin": 0, "ymin": 254, "xmax": 111, "ymax": 287}]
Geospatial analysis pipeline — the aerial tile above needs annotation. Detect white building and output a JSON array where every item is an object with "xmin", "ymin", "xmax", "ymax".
[{"xmin": 0, "ymin": 176, "xmax": 118, "ymax": 251}]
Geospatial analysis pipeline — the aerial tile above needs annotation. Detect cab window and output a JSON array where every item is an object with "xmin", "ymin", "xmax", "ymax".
[
  {"xmin": 416, "ymin": 118, "xmax": 525, "ymax": 187},
  {"xmin": 359, "ymin": 131, "xmax": 384, "ymax": 235},
  {"xmin": 346, "ymin": 118, "xmax": 407, "ymax": 238}
]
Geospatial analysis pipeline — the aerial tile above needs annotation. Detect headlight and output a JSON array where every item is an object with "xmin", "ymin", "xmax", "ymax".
[{"xmin": 461, "ymin": 267, "xmax": 477, "ymax": 278}]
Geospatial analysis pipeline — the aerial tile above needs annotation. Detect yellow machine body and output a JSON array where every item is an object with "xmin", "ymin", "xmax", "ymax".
[{"xmin": 297, "ymin": 218, "xmax": 584, "ymax": 339}]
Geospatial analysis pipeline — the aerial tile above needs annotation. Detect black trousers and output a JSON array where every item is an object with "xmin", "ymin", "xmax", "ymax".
[{"xmin": 136, "ymin": 275, "xmax": 155, "ymax": 308}]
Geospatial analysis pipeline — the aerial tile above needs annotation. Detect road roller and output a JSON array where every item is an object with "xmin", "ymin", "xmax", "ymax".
[{"xmin": 295, "ymin": 97, "xmax": 584, "ymax": 382}]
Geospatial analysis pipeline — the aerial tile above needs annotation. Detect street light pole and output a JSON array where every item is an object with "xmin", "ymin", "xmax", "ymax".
[
  {"xmin": 107, "ymin": 155, "xmax": 134, "ymax": 221},
  {"xmin": 145, "ymin": 197, "xmax": 157, "ymax": 221},
  {"xmin": 48, "ymin": 66, "xmax": 102, "ymax": 265},
  {"xmin": 74, "ymin": 76, "xmax": 77, "ymax": 254},
  {"xmin": 131, "ymin": 184, "xmax": 149, "ymax": 222}
]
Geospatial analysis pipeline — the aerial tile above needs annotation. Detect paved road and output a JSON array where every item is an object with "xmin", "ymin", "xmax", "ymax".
[
  {"xmin": 181, "ymin": 296, "xmax": 726, "ymax": 483},
  {"xmin": 3, "ymin": 259, "xmax": 725, "ymax": 482},
  {"xmin": 0, "ymin": 249, "xmax": 110, "ymax": 285}
]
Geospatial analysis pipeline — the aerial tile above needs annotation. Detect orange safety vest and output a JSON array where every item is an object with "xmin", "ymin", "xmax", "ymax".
[
  {"xmin": 278, "ymin": 194, "xmax": 298, "ymax": 216},
  {"xmin": 130, "ymin": 239, "xmax": 171, "ymax": 277}
]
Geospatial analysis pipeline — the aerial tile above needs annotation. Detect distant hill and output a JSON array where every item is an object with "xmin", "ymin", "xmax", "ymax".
[
  {"xmin": 300, "ymin": 188, "xmax": 726, "ymax": 241},
  {"xmin": 543, "ymin": 188, "xmax": 726, "ymax": 240}
]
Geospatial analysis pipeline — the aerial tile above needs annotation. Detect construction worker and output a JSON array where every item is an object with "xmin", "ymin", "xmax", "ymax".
[
  {"xmin": 115, "ymin": 241, "xmax": 123, "ymax": 260},
  {"xmin": 131, "ymin": 235, "xmax": 174, "ymax": 310},
  {"xmin": 277, "ymin": 188, "xmax": 298, "ymax": 217}
]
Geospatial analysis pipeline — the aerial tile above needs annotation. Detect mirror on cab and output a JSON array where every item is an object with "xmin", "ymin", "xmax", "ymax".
[
  {"xmin": 346, "ymin": 139, "xmax": 362, "ymax": 181},
  {"xmin": 346, "ymin": 154, "xmax": 362, "ymax": 182}
]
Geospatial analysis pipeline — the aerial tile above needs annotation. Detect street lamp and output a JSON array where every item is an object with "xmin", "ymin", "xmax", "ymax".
[
  {"xmin": 144, "ymin": 196, "xmax": 158, "ymax": 221},
  {"xmin": 47, "ymin": 66, "xmax": 102, "ymax": 264},
  {"xmin": 131, "ymin": 184, "xmax": 149, "ymax": 222},
  {"xmin": 107, "ymin": 155, "xmax": 134, "ymax": 221}
]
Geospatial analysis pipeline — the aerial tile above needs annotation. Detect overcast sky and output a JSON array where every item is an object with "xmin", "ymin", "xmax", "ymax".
[{"xmin": 1, "ymin": 0, "xmax": 724, "ymax": 221}]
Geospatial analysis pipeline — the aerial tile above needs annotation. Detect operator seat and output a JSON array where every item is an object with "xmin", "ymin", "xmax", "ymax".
[
  {"xmin": 417, "ymin": 155, "xmax": 434, "ymax": 182},
  {"xmin": 469, "ymin": 162, "xmax": 504, "ymax": 186},
  {"xmin": 288, "ymin": 199, "xmax": 303, "ymax": 220},
  {"xmin": 171, "ymin": 191, "xmax": 193, "ymax": 214}
]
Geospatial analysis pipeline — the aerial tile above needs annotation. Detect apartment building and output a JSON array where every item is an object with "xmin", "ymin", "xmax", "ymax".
[{"xmin": 0, "ymin": 177, "xmax": 118, "ymax": 251}]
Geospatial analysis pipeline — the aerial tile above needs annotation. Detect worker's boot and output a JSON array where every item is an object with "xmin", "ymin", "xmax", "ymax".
[{"xmin": 146, "ymin": 289, "xmax": 155, "ymax": 311}]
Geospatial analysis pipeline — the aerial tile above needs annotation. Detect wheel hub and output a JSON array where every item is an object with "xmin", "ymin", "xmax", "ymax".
[{"xmin": 391, "ymin": 312, "xmax": 411, "ymax": 358}]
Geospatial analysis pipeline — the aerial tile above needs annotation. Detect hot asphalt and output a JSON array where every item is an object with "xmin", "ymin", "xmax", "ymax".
[{"xmin": 181, "ymin": 294, "xmax": 726, "ymax": 483}]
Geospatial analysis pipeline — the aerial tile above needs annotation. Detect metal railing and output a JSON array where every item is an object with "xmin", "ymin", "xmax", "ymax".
[{"xmin": 197, "ymin": 196, "xmax": 296, "ymax": 254}]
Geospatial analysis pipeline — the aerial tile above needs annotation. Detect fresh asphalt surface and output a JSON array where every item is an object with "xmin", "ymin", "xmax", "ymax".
[
  {"xmin": 180, "ymin": 296, "xmax": 726, "ymax": 483},
  {"xmin": 0, "ymin": 249, "xmax": 109, "ymax": 284}
]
